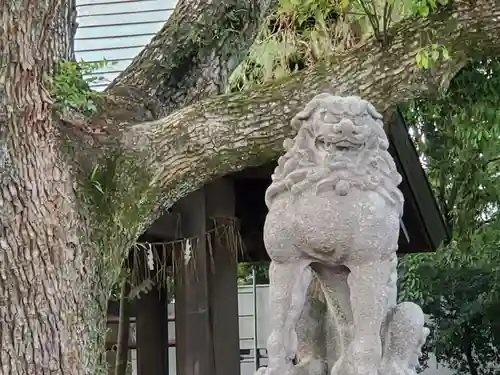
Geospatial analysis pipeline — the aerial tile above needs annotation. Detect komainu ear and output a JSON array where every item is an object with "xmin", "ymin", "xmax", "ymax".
[{"xmin": 290, "ymin": 92, "xmax": 335, "ymax": 130}]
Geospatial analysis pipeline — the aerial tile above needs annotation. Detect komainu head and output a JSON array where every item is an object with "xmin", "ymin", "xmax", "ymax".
[
  {"xmin": 291, "ymin": 93, "xmax": 389, "ymax": 159},
  {"xmin": 265, "ymin": 93, "xmax": 404, "ymax": 211}
]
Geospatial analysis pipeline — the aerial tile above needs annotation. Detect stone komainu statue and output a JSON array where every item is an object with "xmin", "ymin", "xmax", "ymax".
[{"xmin": 257, "ymin": 94, "xmax": 429, "ymax": 375}]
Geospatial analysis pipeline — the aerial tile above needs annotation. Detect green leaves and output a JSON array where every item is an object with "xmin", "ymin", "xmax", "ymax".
[
  {"xmin": 415, "ymin": 44, "xmax": 450, "ymax": 69},
  {"xmin": 237, "ymin": 262, "xmax": 269, "ymax": 284},
  {"xmin": 89, "ymin": 164, "xmax": 105, "ymax": 195},
  {"xmin": 400, "ymin": 56, "xmax": 500, "ymax": 375},
  {"xmin": 52, "ymin": 58, "xmax": 115, "ymax": 116},
  {"xmin": 412, "ymin": 0, "xmax": 448, "ymax": 17},
  {"xmin": 416, "ymin": 49, "xmax": 430, "ymax": 69},
  {"xmin": 229, "ymin": 0, "xmax": 369, "ymax": 92}
]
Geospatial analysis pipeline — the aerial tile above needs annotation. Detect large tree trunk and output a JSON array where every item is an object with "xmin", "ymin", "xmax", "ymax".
[
  {"xmin": 0, "ymin": 2, "xmax": 110, "ymax": 375},
  {"xmin": 1, "ymin": 1, "xmax": 270, "ymax": 374},
  {"xmin": 2, "ymin": 0, "xmax": 500, "ymax": 373}
]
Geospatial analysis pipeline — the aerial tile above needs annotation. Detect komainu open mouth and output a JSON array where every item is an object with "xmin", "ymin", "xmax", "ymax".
[{"xmin": 315, "ymin": 137, "xmax": 363, "ymax": 151}]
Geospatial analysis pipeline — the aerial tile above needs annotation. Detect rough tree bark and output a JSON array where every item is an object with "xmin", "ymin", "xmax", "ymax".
[
  {"xmin": 0, "ymin": 1, "xmax": 106, "ymax": 375},
  {"xmin": 1, "ymin": 0, "xmax": 273, "ymax": 374},
  {"xmin": 1, "ymin": 0, "xmax": 500, "ymax": 374}
]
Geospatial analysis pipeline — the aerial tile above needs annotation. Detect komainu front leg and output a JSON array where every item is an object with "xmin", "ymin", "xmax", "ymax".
[
  {"xmin": 339, "ymin": 258, "xmax": 393, "ymax": 375},
  {"xmin": 259, "ymin": 260, "xmax": 312, "ymax": 375},
  {"xmin": 295, "ymin": 278, "xmax": 329, "ymax": 375},
  {"xmin": 312, "ymin": 264, "xmax": 353, "ymax": 375}
]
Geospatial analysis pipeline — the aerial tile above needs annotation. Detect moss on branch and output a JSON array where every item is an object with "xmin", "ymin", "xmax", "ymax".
[
  {"xmin": 113, "ymin": 0, "xmax": 500, "ymax": 219},
  {"xmin": 105, "ymin": 0, "xmax": 275, "ymax": 119},
  {"xmin": 77, "ymin": 149, "xmax": 161, "ymax": 287}
]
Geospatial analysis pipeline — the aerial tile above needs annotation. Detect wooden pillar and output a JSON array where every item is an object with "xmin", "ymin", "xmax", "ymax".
[
  {"xmin": 136, "ymin": 287, "xmax": 168, "ymax": 375},
  {"xmin": 206, "ymin": 178, "xmax": 241, "ymax": 375},
  {"xmin": 114, "ymin": 282, "xmax": 131, "ymax": 375},
  {"xmin": 174, "ymin": 178, "xmax": 241, "ymax": 375},
  {"xmin": 174, "ymin": 188, "xmax": 216, "ymax": 375}
]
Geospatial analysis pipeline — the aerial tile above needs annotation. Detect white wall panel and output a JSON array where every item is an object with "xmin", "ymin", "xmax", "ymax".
[
  {"xmin": 76, "ymin": 46, "xmax": 144, "ymax": 62},
  {"xmin": 77, "ymin": 9, "xmax": 172, "ymax": 27},
  {"xmin": 78, "ymin": 0, "xmax": 174, "ymax": 16},
  {"xmin": 76, "ymin": 34, "xmax": 156, "ymax": 52},
  {"xmin": 75, "ymin": 22, "xmax": 164, "ymax": 39}
]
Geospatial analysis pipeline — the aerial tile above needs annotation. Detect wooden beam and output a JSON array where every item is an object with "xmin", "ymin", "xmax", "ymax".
[
  {"xmin": 135, "ymin": 287, "xmax": 169, "ymax": 375},
  {"xmin": 206, "ymin": 178, "xmax": 241, "ymax": 375},
  {"xmin": 114, "ymin": 282, "xmax": 131, "ymax": 375},
  {"xmin": 231, "ymin": 162, "xmax": 276, "ymax": 180},
  {"xmin": 108, "ymin": 301, "xmax": 135, "ymax": 317},
  {"xmin": 387, "ymin": 107, "xmax": 450, "ymax": 252},
  {"xmin": 141, "ymin": 212, "xmax": 181, "ymax": 242},
  {"xmin": 173, "ymin": 190, "xmax": 216, "ymax": 375},
  {"xmin": 105, "ymin": 339, "xmax": 176, "ymax": 351}
]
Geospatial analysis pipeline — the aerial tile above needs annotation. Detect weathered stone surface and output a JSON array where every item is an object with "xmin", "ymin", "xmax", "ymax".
[{"xmin": 257, "ymin": 94, "xmax": 427, "ymax": 375}]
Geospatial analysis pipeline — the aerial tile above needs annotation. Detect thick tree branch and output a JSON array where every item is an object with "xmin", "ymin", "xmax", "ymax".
[
  {"xmin": 67, "ymin": 0, "xmax": 276, "ymax": 171},
  {"xmin": 116, "ymin": 0, "xmax": 500, "ymax": 220},
  {"xmin": 92, "ymin": 0, "xmax": 276, "ymax": 126}
]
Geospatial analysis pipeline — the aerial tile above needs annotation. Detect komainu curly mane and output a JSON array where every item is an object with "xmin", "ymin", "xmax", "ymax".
[
  {"xmin": 265, "ymin": 93, "xmax": 404, "ymax": 215},
  {"xmin": 257, "ymin": 94, "xmax": 426, "ymax": 375}
]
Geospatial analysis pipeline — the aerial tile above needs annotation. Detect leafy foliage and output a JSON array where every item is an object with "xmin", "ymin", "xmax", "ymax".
[
  {"xmin": 237, "ymin": 262, "xmax": 270, "ymax": 285},
  {"xmin": 229, "ymin": 0, "xmax": 372, "ymax": 92},
  {"xmin": 399, "ymin": 56, "xmax": 500, "ymax": 375},
  {"xmin": 413, "ymin": 0, "xmax": 449, "ymax": 17},
  {"xmin": 228, "ymin": 0, "xmax": 447, "ymax": 92},
  {"xmin": 415, "ymin": 43, "xmax": 450, "ymax": 70},
  {"xmin": 52, "ymin": 59, "xmax": 114, "ymax": 116}
]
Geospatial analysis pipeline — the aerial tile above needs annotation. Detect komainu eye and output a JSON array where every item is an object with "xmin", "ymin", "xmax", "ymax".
[{"xmin": 324, "ymin": 113, "xmax": 339, "ymax": 123}]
